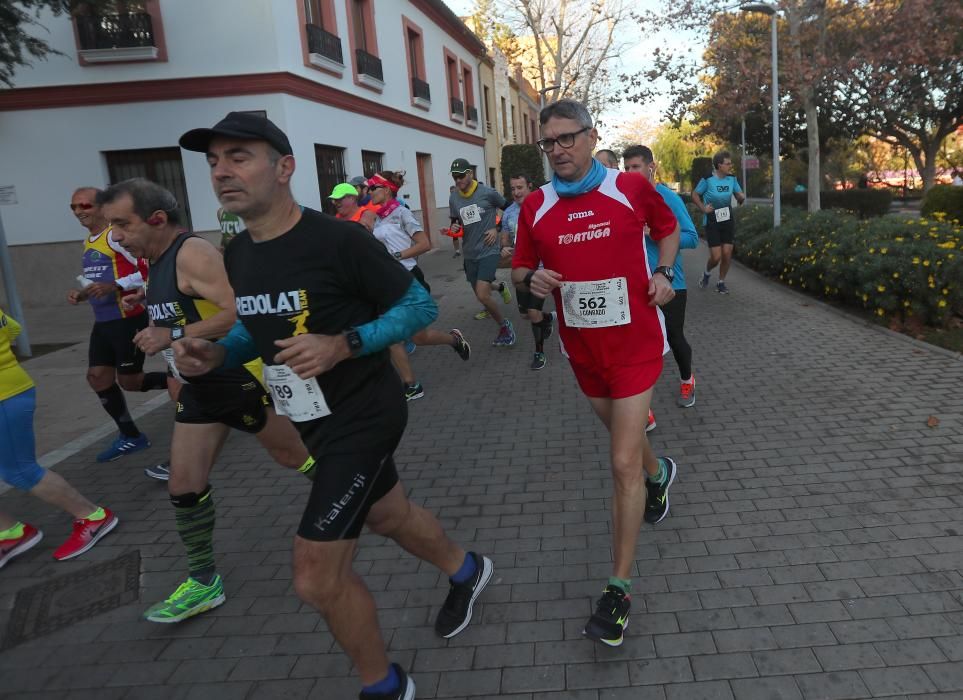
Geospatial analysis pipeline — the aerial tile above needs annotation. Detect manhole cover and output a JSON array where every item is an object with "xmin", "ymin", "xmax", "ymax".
[{"xmin": 2, "ymin": 550, "xmax": 140, "ymax": 649}]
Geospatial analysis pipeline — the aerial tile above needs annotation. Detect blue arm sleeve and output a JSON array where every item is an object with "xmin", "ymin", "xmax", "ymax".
[
  {"xmin": 216, "ymin": 320, "xmax": 259, "ymax": 368},
  {"xmin": 357, "ymin": 280, "xmax": 438, "ymax": 356}
]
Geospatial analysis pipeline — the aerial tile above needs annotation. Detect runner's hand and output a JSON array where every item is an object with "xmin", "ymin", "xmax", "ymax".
[
  {"xmin": 704, "ymin": 204, "xmax": 715, "ymax": 214},
  {"xmin": 67, "ymin": 289, "xmax": 86, "ymax": 304},
  {"xmin": 172, "ymin": 337, "xmax": 226, "ymax": 376},
  {"xmin": 501, "ymin": 246, "xmax": 514, "ymax": 259},
  {"xmin": 648, "ymin": 273, "xmax": 675, "ymax": 307},
  {"xmin": 133, "ymin": 326, "xmax": 172, "ymax": 355},
  {"xmin": 530, "ymin": 269, "xmax": 563, "ymax": 298},
  {"xmin": 273, "ymin": 333, "xmax": 351, "ymax": 379},
  {"xmin": 121, "ymin": 288, "xmax": 146, "ymax": 312},
  {"xmin": 450, "ymin": 221, "xmax": 462, "ymax": 234},
  {"xmin": 86, "ymin": 282, "xmax": 116, "ymax": 299},
  {"xmin": 483, "ymin": 229, "xmax": 498, "ymax": 246}
]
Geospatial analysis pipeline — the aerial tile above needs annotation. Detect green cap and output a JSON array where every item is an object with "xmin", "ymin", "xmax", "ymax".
[
  {"xmin": 329, "ymin": 183, "xmax": 359, "ymax": 200},
  {"xmin": 450, "ymin": 158, "xmax": 472, "ymax": 174}
]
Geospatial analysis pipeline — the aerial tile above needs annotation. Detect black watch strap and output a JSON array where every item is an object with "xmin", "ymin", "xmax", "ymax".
[
  {"xmin": 344, "ymin": 328, "xmax": 363, "ymax": 356},
  {"xmin": 170, "ymin": 326, "xmax": 185, "ymax": 341},
  {"xmin": 654, "ymin": 266, "xmax": 674, "ymax": 280}
]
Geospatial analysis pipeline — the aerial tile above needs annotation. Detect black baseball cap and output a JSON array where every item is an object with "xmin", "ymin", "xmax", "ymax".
[
  {"xmin": 450, "ymin": 158, "xmax": 472, "ymax": 174},
  {"xmin": 179, "ymin": 112, "xmax": 293, "ymax": 156}
]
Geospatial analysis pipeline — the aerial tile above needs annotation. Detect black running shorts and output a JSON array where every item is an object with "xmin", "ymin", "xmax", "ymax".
[
  {"xmin": 296, "ymin": 367, "xmax": 407, "ymax": 542},
  {"xmin": 515, "ymin": 286, "xmax": 546, "ymax": 314},
  {"xmin": 88, "ymin": 314, "xmax": 148, "ymax": 374},
  {"xmin": 174, "ymin": 377, "xmax": 270, "ymax": 433},
  {"xmin": 704, "ymin": 215, "xmax": 735, "ymax": 247}
]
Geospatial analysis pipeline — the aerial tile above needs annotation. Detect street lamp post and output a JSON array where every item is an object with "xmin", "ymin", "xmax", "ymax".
[{"xmin": 741, "ymin": 2, "xmax": 780, "ymax": 227}]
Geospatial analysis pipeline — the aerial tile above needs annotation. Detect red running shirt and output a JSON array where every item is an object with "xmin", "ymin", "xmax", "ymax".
[{"xmin": 512, "ymin": 170, "xmax": 677, "ymax": 369}]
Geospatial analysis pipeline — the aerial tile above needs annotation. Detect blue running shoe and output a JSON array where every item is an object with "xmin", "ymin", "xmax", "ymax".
[
  {"xmin": 97, "ymin": 433, "xmax": 150, "ymax": 463},
  {"xmin": 492, "ymin": 321, "xmax": 516, "ymax": 347}
]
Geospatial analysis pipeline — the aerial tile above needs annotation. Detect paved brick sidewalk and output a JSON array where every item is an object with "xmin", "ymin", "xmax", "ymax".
[{"xmin": 1, "ymin": 245, "xmax": 961, "ymax": 700}]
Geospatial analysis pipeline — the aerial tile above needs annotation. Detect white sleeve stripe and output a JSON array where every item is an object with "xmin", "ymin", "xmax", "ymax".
[
  {"xmin": 597, "ymin": 170, "xmax": 634, "ymax": 212},
  {"xmin": 532, "ymin": 183, "xmax": 560, "ymax": 227}
]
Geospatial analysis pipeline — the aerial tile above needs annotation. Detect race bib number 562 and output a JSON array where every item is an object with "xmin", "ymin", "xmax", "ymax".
[
  {"xmin": 263, "ymin": 364, "xmax": 331, "ymax": 422},
  {"xmin": 560, "ymin": 277, "xmax": 631, "ymax": 328}
]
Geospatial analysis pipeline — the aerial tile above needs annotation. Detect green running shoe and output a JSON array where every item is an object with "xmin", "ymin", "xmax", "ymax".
[
  {"xmin": 474, "ymin": 309, "xmax": 489, "ymax": 320},
  {"xmin": 145, "ymin": 575, "xmax": 226, "ymax": 623},
  {"xmin": 499, "ymin": 283, "xmax": 512, "ymax": 304}
]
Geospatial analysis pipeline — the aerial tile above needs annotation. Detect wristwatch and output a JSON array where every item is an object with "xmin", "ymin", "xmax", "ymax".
[
  {"xmin": 393, "ymin": 251, "xmax": 403, "ymax": 260},
  {"xmin": 170, "ymin": 326, "xmax": 185, "ymax": 341},
  {"xmin": 344, "ymin": 327, "xmax": 363, "ymax": 357},
  {"xmin": 653, "ymin": 266, "xmax": 675, "ymax": 283}
]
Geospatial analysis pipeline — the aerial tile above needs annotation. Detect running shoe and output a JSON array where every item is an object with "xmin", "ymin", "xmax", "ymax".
[
  {"xmin": 678, "ymin": 378, "xmax": 696, "ymax": 408},
  {"xmin": 450, "ymin": 329, "xmax": 471, "ymax": 361},
  {"xmin": 145, "ymin": 462, "xmax": 170, "ymax": 481},
  {"xmin": 0, "ymin": 523, "xmax": 42, "ymax": 570},
  {"xmin": 539, "ymin": 312, "xmax": 554, "ymax": 340},
  {"xmin": 492, "ymin": 321, "xmax": 516, "ymax": 347},
  {"xmin": 405, "ymin": 383, "xmax": 425, "ymax": 401},
  {"xmin": 435, "ymin": 552, "xmax": 494, "ymax": 638},
  {"xmin": 453, "ymin": 251, "xmax": 461, "ymax": 258},
  {"xmin": 583, "ymin": 585, "xmax": 631, "ymax": 647},
  {"xmin": 499, "ymin": 283, "xmax": 512, "ymax": 305},
  {"xmin": 644, "ymin": 457, "xmax": 678, "ymax": 525},
  {"xmin": 474, "ymin": 310, "xmax": 489, "ymax": 320},
  {"xmin": 96, "ymin": 433, "xmax": 150, "ymax": 463},
  {"xmin": 53, "ymin": 508, "xmax": 118, "ymax": 561},
  {"xmin": 645, "ymin": 409, "xmax": 656, "ymax": 433},
  {"xmin": 716, "ymin": 281, "xmax": 730, "ymax": 295},
  {"xmin": 405, "ymin": 340, "xmax": 417, "ymax": 355},
  {"xmin": 359, "ymin": 664, "xmax": 416, "ymax": 700},
  {"xmin": 699, "ymin": 271, "xmax": 711, "ymax": 289},
  {"xmin": 531, "ymin": 352, "xmax": 547, "ymax": 370},
  {"xmin": 145, "ymin": 575, "xmax": 226, "ymax": 623}
]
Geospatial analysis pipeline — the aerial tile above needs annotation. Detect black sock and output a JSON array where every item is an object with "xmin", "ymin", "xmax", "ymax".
[
  {"xmin": 96, "ymin": 384, "xmax": 140, "ymax": 438},
  {"xmin": 531, "ymin": 321, "xmax": 544, "ymax": 352},
  {"xmin": 139, "ymin": 372, "xmax": 168, "ymax": 392}
]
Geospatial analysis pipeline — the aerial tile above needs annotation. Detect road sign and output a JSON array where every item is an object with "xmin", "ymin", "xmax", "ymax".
[{"xmin": 744, "ymin": 157, "xmax": 760, "ymax": 170}]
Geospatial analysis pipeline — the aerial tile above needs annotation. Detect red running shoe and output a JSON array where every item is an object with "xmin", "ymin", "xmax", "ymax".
[
  {"xmin": 0, "ymin": 523, "xmax": 43, "ymax": 570},
  {"xmin": 646, "ymin": 409, "xmax": 656, "ymax": 433},
  {"xmin": 53, "ymin": 509, "xmax": 118, "ymax": 561}
]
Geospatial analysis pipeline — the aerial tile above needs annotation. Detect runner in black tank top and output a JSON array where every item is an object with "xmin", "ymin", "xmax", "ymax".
[
  {"xmin": 175, "ymin": 113, "xmax": 493, "ymax": 700},
  {"xmin": 99, "ymin": 178, "xmax": 314, "ymax": 626}
]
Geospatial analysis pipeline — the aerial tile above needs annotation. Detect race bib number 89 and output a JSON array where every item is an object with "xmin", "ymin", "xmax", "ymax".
[
  {"xmin": 561, "ymin": 277, "xmax": 631, "ymax": 328},
  {"xmin": 263, "ymin": 364, "xmax": 331, "ymax": 422}
]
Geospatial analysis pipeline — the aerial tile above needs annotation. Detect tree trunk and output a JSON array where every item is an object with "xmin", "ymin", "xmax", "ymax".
[{"xmin": 805, "ymin": 91, "xmax": 821, "ymax": 211}]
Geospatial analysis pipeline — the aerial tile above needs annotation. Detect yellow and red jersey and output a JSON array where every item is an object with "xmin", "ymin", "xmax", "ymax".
[
  {"xmin": 81, "ymin": 226, "xmax": 149, "ymax": 322},
  {"xmin": 0, "ymin": 309, "xmax": 33, "ymax": 402}
]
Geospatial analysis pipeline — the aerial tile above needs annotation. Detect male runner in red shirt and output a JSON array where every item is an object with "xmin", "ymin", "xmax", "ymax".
[{"xmin": 512, "ymin": 99, "xmax": 681, "ymax": 647}]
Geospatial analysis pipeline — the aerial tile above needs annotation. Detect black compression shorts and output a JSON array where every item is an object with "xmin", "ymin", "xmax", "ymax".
[
  {"xmin": 174, "ymin": 377, "xmax": 270, "ymax": 433},
  {"xmin": 88, "ymin": 314, "xmax": 148, "ymax": 374},
  {"xmin": 515, "ymin": 286, "xmax": 546, "ymax": 314}
]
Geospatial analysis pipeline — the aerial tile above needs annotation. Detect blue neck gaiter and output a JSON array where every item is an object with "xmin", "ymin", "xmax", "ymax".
[{"xmin": 553, "ymin": 158, "xmax": 607, "ymax": 198}]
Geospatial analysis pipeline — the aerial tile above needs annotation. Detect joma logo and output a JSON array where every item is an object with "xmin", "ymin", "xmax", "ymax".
[{"xmin": 567, "ymin": 210, "xmax": 595, "ymax": 222}]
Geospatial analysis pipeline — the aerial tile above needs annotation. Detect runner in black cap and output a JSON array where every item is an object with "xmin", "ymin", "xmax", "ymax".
[{"xmin": 175, "ymin": 112, "xmax": 493, "ymax": 700}]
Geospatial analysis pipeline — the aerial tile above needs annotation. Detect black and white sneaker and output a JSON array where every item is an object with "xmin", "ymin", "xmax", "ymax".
[
  {"xmin": 644, "ymin": 457, "xmax": 678, "ymax": 525},
  {"xmin": 144, "ymin": 462, "xmax": 170, "ymax": 481},
  {"xmin": 358, "ymin": 664, "xmax": 416, "ymax": 700},
  {"xmin": 434, "ymin": 552, "xmax": 493, "ymax": 638},
  {"xmin": 583, "ymin": 585, "xmax": 631, "ymax": 647},
  {"xmin": 450, "ymin": 329, "xmax": 471, "ymax": 361}
]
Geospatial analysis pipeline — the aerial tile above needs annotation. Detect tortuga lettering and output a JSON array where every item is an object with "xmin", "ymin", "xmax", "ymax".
[
  {"xmin": 558, "ymin": 223, "xmax": 612, "ymax": 246},
  {"xmin": 236, "ymin": 291, "xmax": 303, "ymax": 316}
]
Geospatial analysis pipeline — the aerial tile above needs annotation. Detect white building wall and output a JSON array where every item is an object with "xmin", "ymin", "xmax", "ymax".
[{"xmin": 10, "ymin": 2, "xmax": 283, "ymax": 87}]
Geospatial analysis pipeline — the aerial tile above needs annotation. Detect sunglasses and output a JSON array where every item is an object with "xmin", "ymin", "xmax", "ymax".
[
  {"xmin": 70, "ymin": 203, "xmax": 94, "ymax": 211},
  {"xmin": 452, "ymin": 171, "xmax": 471, "ymax": 180},
  {"xmin": 368, "ymin": 185, "xmax": 386, "ymax": 191}
]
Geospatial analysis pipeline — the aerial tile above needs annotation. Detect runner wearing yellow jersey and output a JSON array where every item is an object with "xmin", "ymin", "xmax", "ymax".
[
  {"xmin": 97, "ymin": 178, "xmax": 313, "ymax": 623},
  {"xmin": 0, "ymin": 308, "xmax": 118, "ymax": 568}
]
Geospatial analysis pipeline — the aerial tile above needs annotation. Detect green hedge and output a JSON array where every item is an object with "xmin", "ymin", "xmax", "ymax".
[
  {"xmin": 921, "ymin": 185, "xmax": 963, "ymax": 222},
  {"xmin": 781, "ymin": 189, "xmax": 893, "ymax": 218},
  {"xmin": 735, "ymin": 206, "xmax": 962, "ymax": 326},
  {"xmin": 501, "ymin": 145, "xmax": 546, "ymax": 197}
]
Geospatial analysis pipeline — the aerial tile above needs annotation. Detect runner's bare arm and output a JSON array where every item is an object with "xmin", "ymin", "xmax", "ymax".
[{"xmin": 176, "ymin": 237, "xmax": 237, "ymax": 340}]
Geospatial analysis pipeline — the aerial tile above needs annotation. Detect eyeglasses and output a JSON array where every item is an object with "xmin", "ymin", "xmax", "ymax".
[
  {"xmin": 451, "ymin": 171, "xmax": 471, "ymax": 181},
  {"xmin": 70, "ymin": 203, "xmax": 94, "ymax": 211},
  {"xmin": 536, "ymin": 127, "xmax": 590, "ymax": 153}
]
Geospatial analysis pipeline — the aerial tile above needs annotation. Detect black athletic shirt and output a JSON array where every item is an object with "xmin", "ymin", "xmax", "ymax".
[
  {"xmin": 223, "ymin": 208, "xmax": 413, "ymax": 448},
  {"xmin": 146, "ymin": 233, "xmax": 254, "ymax": 386}
]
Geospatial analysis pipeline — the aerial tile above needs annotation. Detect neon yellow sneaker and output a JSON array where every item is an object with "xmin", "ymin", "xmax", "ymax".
[
  {"xmin": 474, "ymin": 309, "xmax": 489, "ymax": 320},
  {"xmin": 144, "ymin": 575, "xmax": 225, "ymax": 623},
  {"xmin": 499, "ymin": 284, "xmax": 512, "ymax": 304}
]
